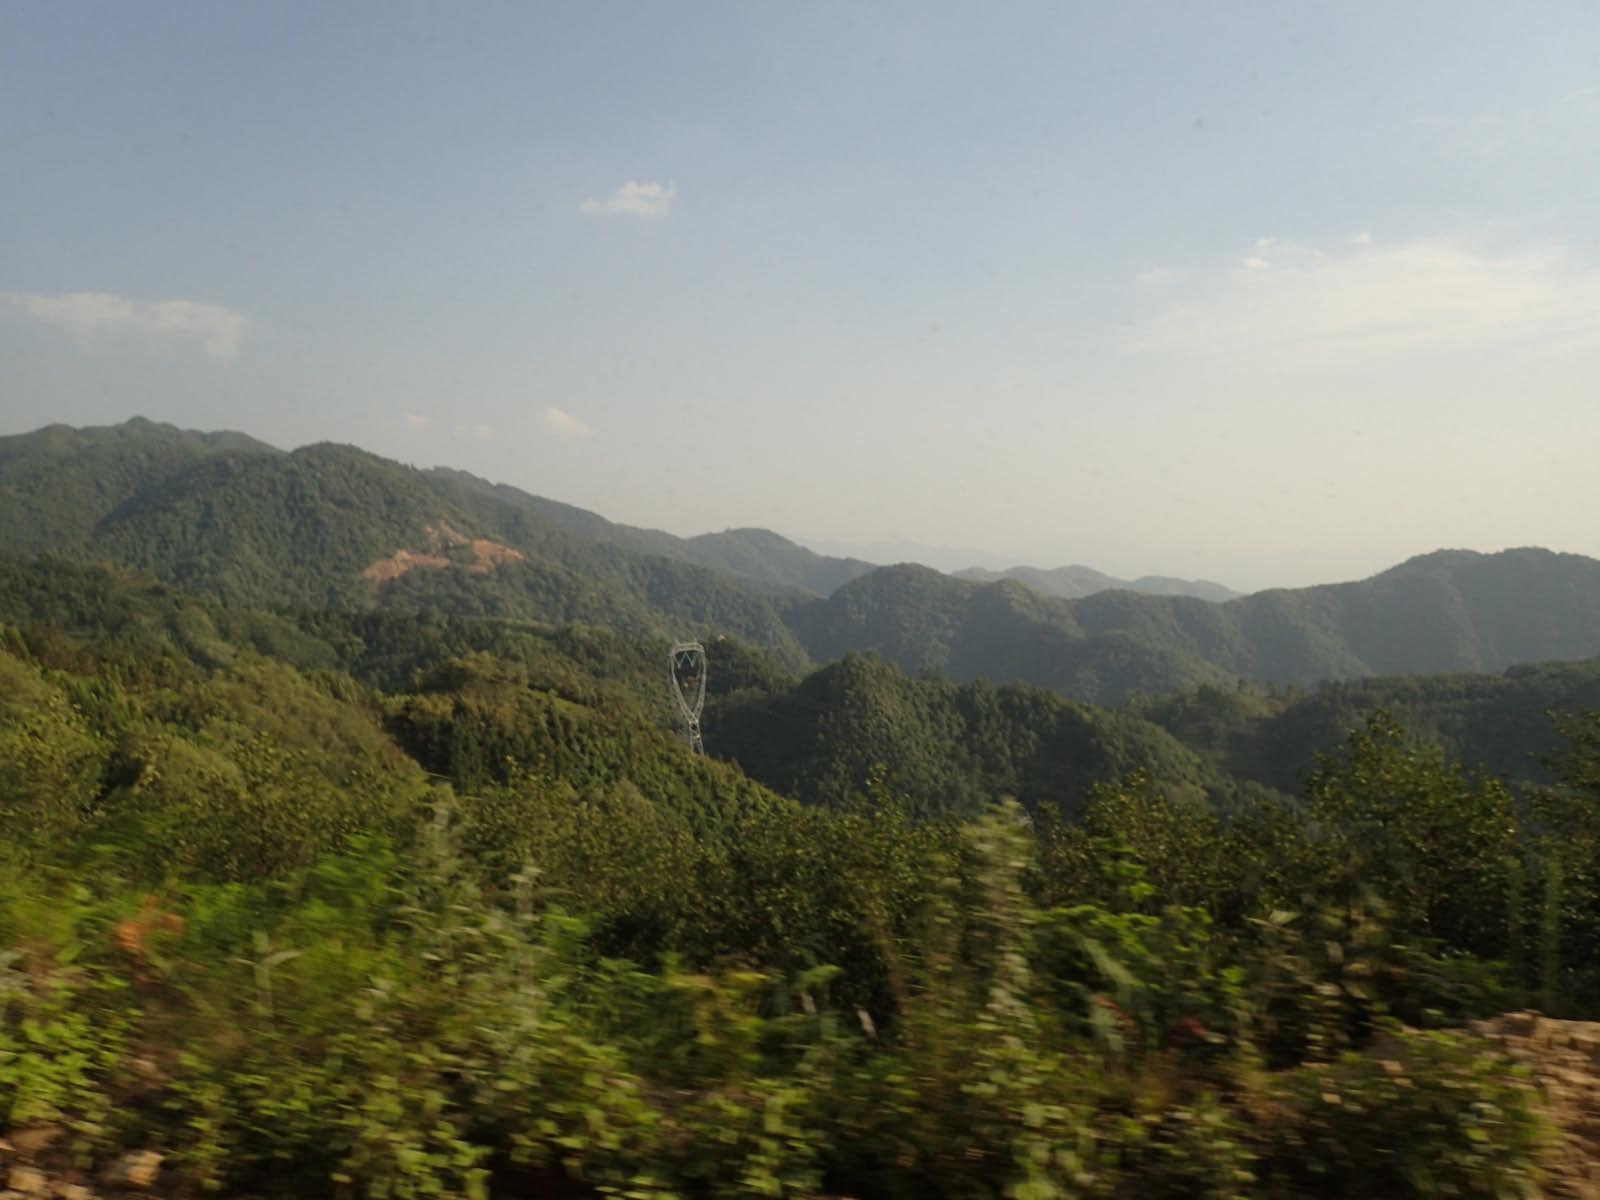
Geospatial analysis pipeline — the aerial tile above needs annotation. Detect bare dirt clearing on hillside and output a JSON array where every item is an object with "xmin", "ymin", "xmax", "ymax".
[{"xmin": 361, "ymin": 520, "xmax": 525, "ymax": 582}]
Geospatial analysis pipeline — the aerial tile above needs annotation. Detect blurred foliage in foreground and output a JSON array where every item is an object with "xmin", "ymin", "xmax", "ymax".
[{"xmin": 4, "ymin": 561, "xmax": 1599, "ymax": 1196}]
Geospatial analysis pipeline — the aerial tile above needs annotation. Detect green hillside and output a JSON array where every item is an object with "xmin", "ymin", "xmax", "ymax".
[
  {"xmin": 787, "ymin": 550, "xmax": 1600, "ymax": 702},
  {"xmin": 0, "ymin": 416, "xmax": 281, "ymax": 555},
  {"xmin": 6, "ymin": 420, "xmax": 1600, "ymax": 707},
  {"xmin": 426, "ymin": 467, "xmax": 875, "ymax": 594},
  {"xmin": 0, "ymin": 420, "xmax": 810, "ymax": 664},
  {"xmin": 1142, "ymin": 657, "xmax": 1600, "ymax": 797},
  {"xmin": 3, "ymin": 551, "xmax": 1597, "ymax": 1197},
  {"xmin": 711, "ymin": 651, "xmax": 1225, "ymax": 816}
]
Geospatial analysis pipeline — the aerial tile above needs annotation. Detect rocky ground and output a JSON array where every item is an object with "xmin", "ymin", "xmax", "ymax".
[{"xmin": 1471, "ymin": 1012, "xmax": 1600, "ymax": 1200}]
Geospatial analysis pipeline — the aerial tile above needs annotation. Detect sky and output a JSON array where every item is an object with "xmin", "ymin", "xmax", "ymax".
[{"xmin": 3, "ymin": 1, "xmax": 1599, "ymax": 591}]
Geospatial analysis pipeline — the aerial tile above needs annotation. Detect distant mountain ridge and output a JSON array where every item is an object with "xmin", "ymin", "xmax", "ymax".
[
  {"xmin": 780, "ymin": 548, "xmax": 1600, "ymax": 701},
  {"xmin": 953, "ymin": 563, "xmax": 1239, "ymax": 602},
  {"xmin": 424, "ymin": 466, "xmax": 877, "ymax": 596},
  {"xmin": 3, "ymin": 418, "xmax": 1599, "ymax": 703}
]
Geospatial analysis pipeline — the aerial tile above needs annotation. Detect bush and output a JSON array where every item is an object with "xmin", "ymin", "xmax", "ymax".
[{"xmin": 1258, "ymin": 1026, "xmax": 1545, "ymax": 1198}]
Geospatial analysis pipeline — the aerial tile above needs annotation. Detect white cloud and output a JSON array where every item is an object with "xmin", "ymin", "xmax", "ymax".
[
  {"xmin": 1, "ymin": 290, "xmax": 248, "ymax": 358},
  {"xmin": 579, "ymin": 180, "xmax": 676, "ymax": 218},
  {"xmin": 401, "ymin": 413, "xmax": 432, "ymax": 431},
  {"xmin": 542, "ymin": 406, "xmax": 592, "ymax": 439},
  {"xmin": 1124, "ymin": 235, "xmax": 1600, "ymax": 369}
]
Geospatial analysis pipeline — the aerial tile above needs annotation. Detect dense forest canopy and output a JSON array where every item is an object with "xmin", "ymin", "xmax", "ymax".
[{"xmin": 5, "ymin": 423, "xmax": 1600, "ymax": 1196}]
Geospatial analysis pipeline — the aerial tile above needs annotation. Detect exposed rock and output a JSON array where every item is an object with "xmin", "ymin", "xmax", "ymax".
[
  {"xmin": 1472, "ymin": 1011, "xmax": 1600, "ymax": 1199},
  {"xmin": 360, "ymin": 547, "xmax": 451, "ymax": 581},
  {"xmin": 362, "ymin": 520, "xmax": 524, "ymax": 581},
  {"xmin": 465, "ymin": 537, "xmax": 524, "ymax": 573}
]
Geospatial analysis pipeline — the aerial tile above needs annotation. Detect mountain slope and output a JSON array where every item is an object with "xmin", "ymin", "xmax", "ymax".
[
  {"xmin": 426, "ymin": 466, "xmax": 874, "ymax": 595},
  {"xmin": 784, "ymin": 549, "xmax": 1600, "ymax": 703},
  {"xmin": 0, "ymin": 415, "xmax": 281, "ymax": 557},
  {"xmin": 6, "ymin": 420, "xmax": 1600, "ymax": 705},
  {"xmin": 710, "ymin": 650, "xmax": 1223, "ymax": 816},
  {"xmin": 0, "ymin": 420, "xmax": 808, "ymax": 663},
  {"xmin": 1140, "ymin": 656, "xmax": 1600, "ymax": 796}
]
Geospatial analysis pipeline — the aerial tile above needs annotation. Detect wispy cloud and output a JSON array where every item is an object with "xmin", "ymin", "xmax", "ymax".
[
  {"xmin": 542, "ymin": 406, "xmax": 593, "ymax": 439},
  {"xmin": 1124, "ymin": 235, "xmax": 1600, "ymax": 369},
  {"xmin": 580, "ymin": 180, "xmax": 676, "ymax": 218},
  {"xmin": 401, "ymin": 413, "xmax": 432, "ymax": 432},
  {"xmin": 0, "ymin": 290, "xmax": 249, "ymax": 359}
]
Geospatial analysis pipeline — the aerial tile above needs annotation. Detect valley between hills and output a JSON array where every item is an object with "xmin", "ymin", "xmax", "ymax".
[{"xmin": 4, "ymin": 417, "xmax": 1600, "ymax": 1197}]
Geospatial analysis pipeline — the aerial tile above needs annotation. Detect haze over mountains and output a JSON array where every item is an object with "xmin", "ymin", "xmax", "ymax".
[
  {"xmin": 4, "ymin": 417, "xmax": 1599, "ymax": 704},
  {"xmin": 953, "ymin": 564, "xmax": 1239, "ymax": 602}
]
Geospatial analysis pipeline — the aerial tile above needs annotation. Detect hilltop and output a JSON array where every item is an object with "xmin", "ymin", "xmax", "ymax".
[{"xmin": 4, "ymin": 419, "xmax": 1600, "ymax": 703}]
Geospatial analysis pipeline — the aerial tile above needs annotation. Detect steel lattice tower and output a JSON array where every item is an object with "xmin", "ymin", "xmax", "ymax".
[{"xmin": 669, "ymin": 641, "xmax": 706, "ymax": 754}]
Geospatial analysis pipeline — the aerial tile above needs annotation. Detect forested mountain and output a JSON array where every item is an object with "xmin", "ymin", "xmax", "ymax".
[
  {"xmin": 3, "ymin": 549, "xmax": 1599, "ymax": 1197},
  {"xmin": 781, "ymin": 566, "xmax": 1239, "ymax": 702},
  {"xmin": 6, "ymin": 419, "xmax": 1600, "ymax": 706},
  {"xmin": 0, "ymin": 416, "xmax": 282, "ymax": 551},
  {"xmin": 1138, "ymin": 657, "xmax": 1600, "ymax": 798},
  {"xmin": 955, "ymin": 562, "xmax": 1239, "ymax": 602},
  {"xmin": 426, "ymin": 466, "xmax": 876, "ymax": 594},
  {"xmin": 0, "ymin": 419, "xmax": 810, "ymax": 663},
  {"xmin": 784, "ymin": 549, "xmax": 1600, "ymax": 702},
  {"xmin": 710, "ymin": 651, "xmax": 1228, "ymax": 815},
  {"xmin": 0, "ymin": 557, "xmax": 1220, "ymax": 822},
  {"xmin": 715, "ymin": 638, "xmax": 1600, "ymax": 813}
]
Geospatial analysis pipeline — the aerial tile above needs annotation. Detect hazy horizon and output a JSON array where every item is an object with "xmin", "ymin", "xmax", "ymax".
[
  {"xmin": 5, "ymin": 3, "xmax": 1598, "ymax": 591},
  {"xmin": 5, "ymin": 411, "xmax": 1579, "ymax": 596}
]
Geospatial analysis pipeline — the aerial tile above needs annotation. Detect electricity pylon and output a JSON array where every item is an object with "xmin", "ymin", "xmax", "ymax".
[{"xmin": 669, "ymin": 641, "xmax": 706, "ymax": 754}]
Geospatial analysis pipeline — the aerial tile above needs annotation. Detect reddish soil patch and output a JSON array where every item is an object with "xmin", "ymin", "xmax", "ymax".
[
  {"xmin": 362, "ymin": 521, "xmax": 525, "ymax": 582},
  {"xmin": 466, "ymin": 538, "xmax": 524, "ymax": 573},
  {"xmin": 361, "ymin": 548, "xmax": 451, "ymax": 582}
]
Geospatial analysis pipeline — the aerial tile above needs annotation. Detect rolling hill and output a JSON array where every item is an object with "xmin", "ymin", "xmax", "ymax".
[
  {"xmin": 781, "ymin": 550, "xmax": 1600, "ymax": 702},
  {"xmin": 954, "ymin": 563, "xmax": 1239, "ymax": 602},
  {"xmin": 5, "ymin": 418, "xmax": 1600, "ymax": 704},
  {"xmin": 0, "ymin": 419, "xmax": 811, "ymax": 663}
]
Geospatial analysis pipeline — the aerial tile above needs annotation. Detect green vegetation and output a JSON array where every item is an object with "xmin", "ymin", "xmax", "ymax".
[
  {"xmin": 8, "ymin": 420, "xmax": 1600, "ymax": 709},
  {"xmin": 1139, "ymin": 660, "xmax": 1600, "ymax": 796},
  {"xmin": 0, "ymin": 420, "xmax": 812, "ymax": 663},
  {"xmin": 5, "ymin": 421, "xmax": 1600, "ymax": 1194},
  {"xmin": 3, "ymin": 548, "xmax": 1599, "ymax": 1196},
  {"xmin": 786, "ymin": 549, "xmax": 1600, "ymax": 703},
  {"xmin": 711, "ymin": 651, "xmax": 1225, "ymax": 816}
]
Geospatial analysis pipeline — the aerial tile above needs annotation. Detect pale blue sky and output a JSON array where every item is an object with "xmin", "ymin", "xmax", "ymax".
[{"xmin": 4, "ymin": 2, "xmax": 1599, "ymax": 588}]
